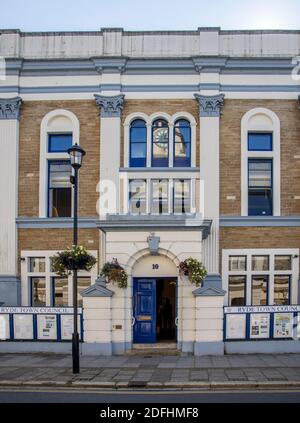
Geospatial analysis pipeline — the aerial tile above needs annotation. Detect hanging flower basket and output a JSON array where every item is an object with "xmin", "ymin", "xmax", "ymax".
[
  {"xmin": 100, "ymin": 258, "xmax": 128, "ymax": 289},
  {"xmin": 179, "ymin": 258, "xmax": 207, "ymax": 287},
  {"xmin": 51, "ymin": 246, "xmax": 97, "ymax": 277}
]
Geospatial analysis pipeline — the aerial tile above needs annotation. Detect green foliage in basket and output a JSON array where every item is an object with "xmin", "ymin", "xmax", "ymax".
[
  {"xmin": 51, "ymin": 246, "xmax": 97, "ymax": 277},
  {"xmin": 179, "ymin": 257, "xmax": 207, "ymax": 287}
]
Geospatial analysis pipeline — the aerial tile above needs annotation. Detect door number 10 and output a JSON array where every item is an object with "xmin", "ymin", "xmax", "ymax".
[{"xmin": 152, "ymin": 264, "xmax": 159, "ymax": 270}]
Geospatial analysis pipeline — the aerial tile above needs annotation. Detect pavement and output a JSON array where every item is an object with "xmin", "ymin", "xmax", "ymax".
[{"xmin": 1, "ymin": 353, "xmax": 300, "ymax": 389}]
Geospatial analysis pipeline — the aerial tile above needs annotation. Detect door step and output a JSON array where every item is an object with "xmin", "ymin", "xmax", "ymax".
[{"xmin": 126, "ymin": 343, "xmax": 180, "ymax": 356}]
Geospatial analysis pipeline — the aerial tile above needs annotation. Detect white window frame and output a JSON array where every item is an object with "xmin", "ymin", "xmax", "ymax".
[
  {"xmin": 126, "ymin": 178, "xmax": 196, "ymax": 216},
  {"xmin": 39, "ymin": 110, "xmax": 80, "ymax": 218},
  {"xmin": 222, "ymin": 249, "xmax": 299, "ymax": 306},
  {"xmin": 21, "ymin": 250, "xmax": 98, "ymax": 307},
  {"xmin": 241, "ymin": 108, "xmax": 281, "ymax": 216},
  {"xmin": 123, "ymin": 111, "xmax": 197, "ymax": 169}
]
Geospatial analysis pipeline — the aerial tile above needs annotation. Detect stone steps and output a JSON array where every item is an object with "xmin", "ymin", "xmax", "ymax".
[{"xmin": 126, "ymin": 343, "xmax": 180, "ymax": 356}]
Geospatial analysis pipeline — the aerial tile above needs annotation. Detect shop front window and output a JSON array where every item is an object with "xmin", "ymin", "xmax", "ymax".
[
  {"xmin": 31, "ymin": 278, "xmax": 46, "ymax": 307},
  {"xmin": 228, "ymin": 276, "xmax": 246, "ymax": 306},
  {"xmin": 52, "ymin": 277, "xmax": 69, "ymax": 307}
]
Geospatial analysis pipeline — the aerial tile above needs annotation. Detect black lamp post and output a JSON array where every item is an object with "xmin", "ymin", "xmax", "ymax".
[{"xmin": 68, "ymin": 143, "xmax": 86, "ymax": 374}]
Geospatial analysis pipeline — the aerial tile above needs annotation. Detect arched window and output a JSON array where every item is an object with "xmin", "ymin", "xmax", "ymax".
[
  {"xmin": 152, "ymin": 119, "xmax": 169, "ymax": 167},
  {"xmin": 174, "ymin": 119, "xmax": 191, "ymax": 167},
  {"xmin": 241, "ymin": 108, "xmax": 280, "ymax": 217},
  {"xmin": 130, "ymin": 119, "xmax": 147, "ymax": 167},
  {"xmin": 39, "ymin": 109, "xmax": 79, "ymax": 218}
]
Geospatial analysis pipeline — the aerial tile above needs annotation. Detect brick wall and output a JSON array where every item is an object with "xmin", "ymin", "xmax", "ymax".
[
  {"xmin": 220, "ymin": 226, "xmax": 300, "ymax": 271},
  {"xmin": 19, "ymin": 100, "xmax": 100, "ymax": 217},
  {"xmin": 220, "ymin": 99, "xmax": 300, "ymax": 216},
  {"xmin": 18, "ymin": 228, "xmax": 99, "ymax": 273}
]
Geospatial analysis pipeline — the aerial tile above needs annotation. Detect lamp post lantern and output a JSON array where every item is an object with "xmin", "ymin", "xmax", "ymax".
[{"xmin": 68, "ymin": 143, "xmax": 86, "ymax": 374}]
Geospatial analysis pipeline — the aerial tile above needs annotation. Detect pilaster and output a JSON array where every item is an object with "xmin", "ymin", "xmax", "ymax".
[
  {"xmin": 94, "ymin": 94, "xmax": 125, "ymax": 218},
  {"xmin": 0, "ymin": 97, "xmax": 22, "ymax": 305},
  {"xmin": 194, "ymin": 93, "xmax": 224, "ymax": 276}
]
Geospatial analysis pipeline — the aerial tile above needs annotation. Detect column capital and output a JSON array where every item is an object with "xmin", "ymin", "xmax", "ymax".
[
  {"xmin": 94, "ymin": 94, "xmax": 125, "ymax": 118},
  {"xmin": 0, "ymin": 97, "xmax": 22, "ymax": 120},
  {"xmin": 194, "ymin": 93, "xmax": 225, "ymax": 117}
]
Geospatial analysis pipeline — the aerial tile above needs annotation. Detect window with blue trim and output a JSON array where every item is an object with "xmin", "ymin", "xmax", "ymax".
[
  {"xmin": 248, "ymin": 159, "xmax": 273, "ymax": 216},
  {"xmin": 48, "ymin": 161, "xmax": 72, "ymax": 217},
  {"xmin": 31, "ymin": 277, "xmax": 46, "ymax": 307},
  {"xmin": 248, "ymin": 133, "xmax": 272, "ymax": 151},
  {"xmin": 228, "ymin": 276, "xmax": 246, "ymax": 306},
  {"xmin": 130, "ymin": 119, "xmax": 147, "ymax": 167},
  {"xmin": 152, "ymin": 119, "xmax": 169, "ymax": 167},
  {"xmin": 174, "ymin": 119, "xmax": 191, "ymax": 167},
  {"xmin": 52, "ymin": 277, "xmax": 69, "ymax": 307},
  {"xmin": 251, "ymin": 276, "xmax": 268, "ymax": 306},
  {"xmin": 274, "ymin": 275, "xmax": 290, "ymax": 305},
  {"xmin": 48, "ymin": 133, "xmax": 72, "ymax": 153}
]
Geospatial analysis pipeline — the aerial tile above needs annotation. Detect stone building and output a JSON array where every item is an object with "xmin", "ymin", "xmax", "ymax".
[{"xmin": 0, "ymin": 28, "xmax": 300, "ymax": 355}]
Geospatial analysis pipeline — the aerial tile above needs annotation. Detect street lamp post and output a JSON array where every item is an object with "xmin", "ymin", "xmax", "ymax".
[{"xmin": 68, "ymin": 143, "xmax": 86, "ymax": 374}]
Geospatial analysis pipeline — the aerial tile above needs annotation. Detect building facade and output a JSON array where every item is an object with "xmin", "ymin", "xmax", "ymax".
[{"xmin": 0, "ymin": 28, "xmax": 300, "ymax": 355}]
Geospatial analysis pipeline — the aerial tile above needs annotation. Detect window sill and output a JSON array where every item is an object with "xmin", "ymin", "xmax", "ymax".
[
  {"xmin": 119, "ymin": 167, "xmax": 200, "ymax": 173},
  {"xmin": 220, "ymin": 216, "xmax": 300, "ymax": 227}
]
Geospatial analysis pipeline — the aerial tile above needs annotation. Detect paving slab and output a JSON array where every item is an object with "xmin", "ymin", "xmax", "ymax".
[{"xmin": 1, "ymin": 353, "xmax": 300, "ymax": 387}]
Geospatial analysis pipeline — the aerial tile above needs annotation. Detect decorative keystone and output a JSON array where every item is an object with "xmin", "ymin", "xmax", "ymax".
[
  {"xmin": 147, "ymin": 234, "xmax": 160, "ymax": 255},
  {"xmin": 194, "ymin": 93, "xmax": 225, "ymax": 117},
  {"xmin": 94, "ymin": 94, "xmax": 125, "ymax": 118},
  {"xmin": 0, "ymin": 97, "xmax": 22, "ymax": 120},
  {"xmin": 80, "ymin": 275, "xmax": 113, "ymax": 297}
]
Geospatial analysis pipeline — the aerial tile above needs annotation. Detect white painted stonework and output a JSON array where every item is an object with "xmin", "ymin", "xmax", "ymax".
[
  {"xmin": 1, "ymin": 29, "xmax": 300, "ymax": 59},
  {"xmin": 200, "ymin": 117, "xmax": 220, "ymax": 273},
  {"xmin": 0, "ymin": 120, "xmax": 19, "ymax": 276},
  {"xmin": 98, "ymin": 229, "xmax": 202, "ymax": 351}
]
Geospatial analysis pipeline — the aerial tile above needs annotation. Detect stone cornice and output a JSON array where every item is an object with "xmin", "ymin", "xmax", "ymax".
[
  {"xmin": 194, "ymin": 93, "xmax": 225, "ymax": 117},
  {"xmin": 0, "ymin": 97, "xmax": 22, "ymax": 120},
  {"xmin": 94, "ymin": 94, "xmax": 125, "ymax": 118},
  {"xmin": 92, "ymin": 58, "xmax": 127, "ymax": 74},
  {"xmin": 97, "ymin": 215, "xmax": 212, "ymax": 239}
]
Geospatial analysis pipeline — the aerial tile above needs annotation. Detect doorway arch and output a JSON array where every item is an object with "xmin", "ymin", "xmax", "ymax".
[{"xmin": 128, "ymin": 250, "xmax": 180, "ymax": 345}]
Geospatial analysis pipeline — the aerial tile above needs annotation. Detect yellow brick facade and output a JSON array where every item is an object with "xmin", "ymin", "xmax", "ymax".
[
  {"xmin": 220, "ymin": 99, "xmax": 300, "ymax": 216},
  {"xmin": 220, "ymin": 227, "xmax": 300, "ymax": 271},
  {"xmin": 19, "ymin": 100, "xmax": 100, "ymax": 218}
]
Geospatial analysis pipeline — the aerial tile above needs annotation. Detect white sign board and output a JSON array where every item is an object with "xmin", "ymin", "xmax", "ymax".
[
  {"xmin": 273, "ymin": 313, "xmax": 293, "ymax": 339},
  {"xmin": 0, "ymin": 307, "xmax": 82, "ymax": 314},
  {"xmin": 37, "ymin": 315, "xmax": 57, "ymax": 340},
  {"xmin": 225, "ymin": 305, "xmax": 300, "ymax": 314},
  {"xmin": 226, "ymin": 314, "xmax": 246, "ymax": 340},
  {"xmin": 13, "ymin": 314, "xmax": 34, "ymax": 340},
  {"xmin": 250, "ymin": 314, "xmax": 270, "ymax": 339},
  {"xmin": 0, "ymin": 314, "xmax": 10, "ymax": 340},
  {"xmin": 61, "ymin": 315, "xmax": 81, "ymax": 341}
]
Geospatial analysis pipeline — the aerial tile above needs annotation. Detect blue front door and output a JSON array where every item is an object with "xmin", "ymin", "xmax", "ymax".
[{"xmin": 133, "ymin": 279, "xmax": 156, "ymax": 344}]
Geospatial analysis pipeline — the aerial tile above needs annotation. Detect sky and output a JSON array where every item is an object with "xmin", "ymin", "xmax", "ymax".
[{"xmin": 0, "ymin": 0, "xmax": 300, "ymax": 32}]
